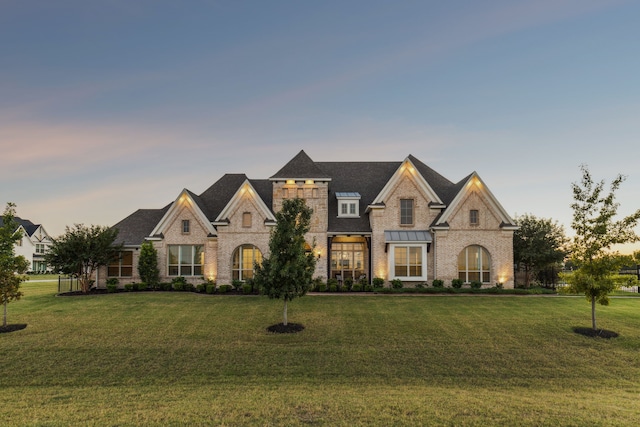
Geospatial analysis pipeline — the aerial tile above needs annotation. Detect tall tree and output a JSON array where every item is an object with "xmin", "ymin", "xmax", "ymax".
[
  {"xmin": 0, "ymin": 203, "xmax": 29, "ymax": 328},
  {"xmin": 563, "ymin": 165, "xmax": 640, "ymax": 331},
  {"xmin": 46, "ymin": 224, "xmax": 122, "ymax": 293},
  {"xmin": 254, "ymin": 198, "xmax": 316, "ymax": 326},
  {"xmin": 138, "ymin": 241, "xmax": 160, "ymax": 287},
  {"xmin": 514, "ymin": 214, "xmax": 568, "ymax": 287}
]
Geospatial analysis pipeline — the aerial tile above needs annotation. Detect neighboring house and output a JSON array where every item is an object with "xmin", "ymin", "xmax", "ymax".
[
  {"xmin": 99, "ymin": 150, "xmax": 517, "ymax": 288},
  {"xmin": 0, "ymin": 217, "xmax": 53, "ymax": 273}
]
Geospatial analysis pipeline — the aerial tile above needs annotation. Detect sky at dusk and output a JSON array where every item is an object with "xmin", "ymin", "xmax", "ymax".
[{"xmin": 2, "ymin": 0, "xmax": 639, "ymax": 253}]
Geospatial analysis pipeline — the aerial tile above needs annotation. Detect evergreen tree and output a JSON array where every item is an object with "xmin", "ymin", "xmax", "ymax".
[{"xmin": 138, "ymin": 241, "xmax": 160, "ymax": 288}]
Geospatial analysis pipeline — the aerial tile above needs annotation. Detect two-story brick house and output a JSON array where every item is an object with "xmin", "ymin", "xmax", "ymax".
[{"xmin": 98, "ymin": 150, "xmax": 517, "ymax": 288}]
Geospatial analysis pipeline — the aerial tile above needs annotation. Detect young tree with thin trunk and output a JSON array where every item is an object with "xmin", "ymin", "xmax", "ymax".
[
  {"xmin": 0, "ymin": 203, "xmax": 29, "ymax": 328},
  {"xmin": 46, "ymin": 224, "xmax": 122, "ymax": 293},
  {"xmin": 254, "ymin": 198, "xmax": 316, "ymax": 327},
  {"xmin": 562, "ymin": 165, "xmax": 640, "ymax": 331}
]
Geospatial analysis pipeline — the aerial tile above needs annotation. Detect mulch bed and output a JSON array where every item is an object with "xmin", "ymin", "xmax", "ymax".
[
  {"xmin": 0, "ymin": 324, "xmax": 27, "ymax": 334},
  {"xmin": 267, "ymin": 323, "xmax": 305, "ymax": 334},
  {"xmin": 572, "ymin": 326, "xmax": 619, "ymax": 339}
]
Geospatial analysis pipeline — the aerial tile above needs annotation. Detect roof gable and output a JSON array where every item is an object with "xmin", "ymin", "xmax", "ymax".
[
  {"xmin": 270, "ymin": 150, "xmax": 331, "ymax": 181},
  {"xmin": 371, "ymin": 157, "xmax": 444, "ymax": 206},
  {"xmin": 150, "ymin": 189, "xmax": 217, "ymax": 237},
  {"xmin": 214, "ymin": 179, "xmax": 276, "ymax": 224},
  {"xmin": 434, "ymin": 172, "xmax": 516, "ymax": 228}
]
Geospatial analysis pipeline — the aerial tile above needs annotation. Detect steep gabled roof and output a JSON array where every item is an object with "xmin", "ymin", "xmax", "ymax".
[
  {"xmin": 433, "ymin": 172, "xmax": 517, "ymax": 229},
  {"xmin": 150, "ymin": 189, "xmax": 217, "ymax": 238},
  {"xmin": 215, "ymin": 179, "xmax": 276, "ymax": 224},
  {"xmin": 270, "ymin": 150, "xmax": 331, "ymax": 180},
  {"xmin": 0, "ymin": 216, "xmax": 40, "ymax": 237}
]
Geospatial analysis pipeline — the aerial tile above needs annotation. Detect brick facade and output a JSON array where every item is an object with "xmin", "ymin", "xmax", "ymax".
[{"xmin": 100, "ymin": 151, "xmax": 516, "ymax": 289}]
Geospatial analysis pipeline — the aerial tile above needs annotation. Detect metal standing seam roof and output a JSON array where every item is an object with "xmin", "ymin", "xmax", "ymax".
[
  {"xmin": 335, "ymin": 192, "xmax": 361, "ymax": 198},
  {"xmin": 384, "ymin": 230, "xmax": 432, "ymax": 242}
]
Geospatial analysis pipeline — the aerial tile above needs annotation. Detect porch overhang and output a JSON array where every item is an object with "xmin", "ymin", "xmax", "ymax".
[{"xmin": 384, "ymin": 230, "xmax": 432, "ymax": 252}]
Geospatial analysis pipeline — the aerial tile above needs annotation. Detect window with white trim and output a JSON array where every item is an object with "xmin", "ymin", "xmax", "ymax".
[
  {"xmin": 336, "ymin": 192, "xmax": 361, "ymax": 218},
  {"xmin": 182, "ymin": 219, "xmax": 190, "ymax": 234},
  {"xmin": 232, "ymin": 244, "xmax": 262, "ymax": 280},
  {"xmin": 168, "ymin": 245, "xmax": 204, "ymax": 276},
  {"xmin": 389, "ymin": 244, "xmax": 427, "ymax": 280},
  {"xmin": 458, "ymin": 245, "xmax": 491, "ymax": 283}
]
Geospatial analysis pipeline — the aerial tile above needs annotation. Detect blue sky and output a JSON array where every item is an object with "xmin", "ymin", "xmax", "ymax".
[{"xmin": 2, "ymin": 0, "xmax": 639, "ymax": 253}]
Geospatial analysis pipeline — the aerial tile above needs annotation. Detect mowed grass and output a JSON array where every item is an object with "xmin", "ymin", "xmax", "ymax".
[{"xmin": 2, "ymin": 281, "xmax": 640, "ymax": 426}]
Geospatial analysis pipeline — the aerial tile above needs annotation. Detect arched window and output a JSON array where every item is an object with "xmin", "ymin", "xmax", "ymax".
[
  {"xmin": 458, "ymin": 245, "xmax": 491, "ymax": 283},
  {"xmin": 232, "ymin": 244, "xmax": 262, "ymax": 281}
]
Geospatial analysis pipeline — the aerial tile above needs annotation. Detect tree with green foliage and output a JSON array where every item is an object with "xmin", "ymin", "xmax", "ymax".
[
  {"xmin": 138, "ymin": 241, "xmax": 160, "ymax": 288},
  {"xmin": 254, "ymin": 198, "xmax": 317, "ymax": 326},
  {"xmin": 46, "ymin": 224, "xmax": 122, "ymax": 293},
  {"xmin": 562, "ymin": 165, "xmax": 640, "ymax": 331},
  {"xmin": 0, "ymin": 203, "xmax": 29, "ymax": 328},
  {"xmin": 513, "ymin": 214, "xmax": 568, "ymax": 287}
]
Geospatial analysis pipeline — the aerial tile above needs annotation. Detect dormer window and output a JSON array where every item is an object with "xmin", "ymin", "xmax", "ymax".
[{"xmin": 336, "ymin": 192, "xmax": 361, "ymax": 218}]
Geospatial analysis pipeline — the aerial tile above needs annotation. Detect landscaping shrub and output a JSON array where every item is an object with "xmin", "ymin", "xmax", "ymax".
[
  {"xmin": 161, "ymin": 282, "xmax": 172, "ymax": 291},
  {"xmin": 242, "ymin": 283, "xmax": 253, "ymax": 295},
  {"xmin": 206, "ymin": 284, "xmax": 216, "ymax": 294},
  {"xmin": 432, "ymin": 279, "xmax": 444, "ymax": 288},
  {"xmin": 327, "ymin": 278, "xmax": 338, "ymax": 289},
  {"xmin": 312, "ymin": 277, "xmax": 324, "ymax": 291},
  {"xmin": 218, "ymin": 284, "xmax": 232, "ymax": 293},
  {"xmin": 415, "ymin": 282, "xmax": 425, "ymax": 289},
  {"xmin": 365, "ymin": 284, "xmax": 373, "ymax": 292},
  {"xmin": 137, "ymin": 282, "xmax": 148, "ymax": 291},
  {"xmin": 372, "ymin": 277, "xmax": 385, "ymax": 288},
  {"xmin": 391, "ymin": 278, "xmax": 403, "ymax": 289},
  {"xmin": 124, "ymin": 283, "xmax": 134, "ymax": 292},
  {"xmin": 451, "ymin": 279, "xmax": 463, "ymax": 289},
  {"xmin": 470, "ymin": 280, "xmax": 483, "ymax": 289},
  {"xmin": 343, "ymin": 277, "xmax": 353, "ymax": 291},
  {"xmin": 351, "ymin": 283, "xmax": 362, "ymax": 292},
  {"xmin": 196, "ymin": 283, "xmax": 206, "ymax": 293},
  {"xmin": 328, "ymin": 284, "xmax": 338, "ymax": 292},
  {"xmin": 171, "ymin": 276, "xmax": 187, "ymax": 291},
  {"xmin": 317, "ymin": 283, "xmax": 327, "ymax": 292},
  {"xmin": 106, "ymin": 283, "xmax": 118, "ymax": 293}
]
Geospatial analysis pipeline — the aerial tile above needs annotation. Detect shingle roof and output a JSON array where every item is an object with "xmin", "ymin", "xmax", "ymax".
[
  {"xmin": 112, "ymin": 207, "xmax": 170, "ymax": 246},
  {"xmin": 0, "ymin": 216, "xmax": 39, "ymax": 236},
  {"xmin": 270, "ymin": 150, "xmax": 331, "ymax": 180},
  {"xmin": 316, "ymin": 161, "xmax": 400, "ymax": 233},
  {"xmin": 111, "ymin": 151, "xmax": 473, "ymax": 241}
]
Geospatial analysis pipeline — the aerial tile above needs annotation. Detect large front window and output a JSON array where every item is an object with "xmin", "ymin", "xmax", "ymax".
[
  {"xmin": 458, "ymin": 245, "xmax": 491, "ymax": 283},
  {"xmin": 108, "ymin": 251, "xmax": 133, "ymax": 277},
  {"xmin": 390, "ymin": 244, "xmax": 426, "ymax": 280},
  {"xmin": 232, "ymin": 244, "xmax": 262, "ymax": 280},
  {"xmin": 168, "ymin": 245, "xmax": 204, "ymax": 276},
  {"xmin": 331, "ymin": 242, "xmax": 365, "ymax": 280}
]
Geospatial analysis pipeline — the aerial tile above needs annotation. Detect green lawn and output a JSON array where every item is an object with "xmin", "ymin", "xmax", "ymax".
[{"xmin": 2, "ymin": 281, "xmax": 640, "ymax": 426}]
